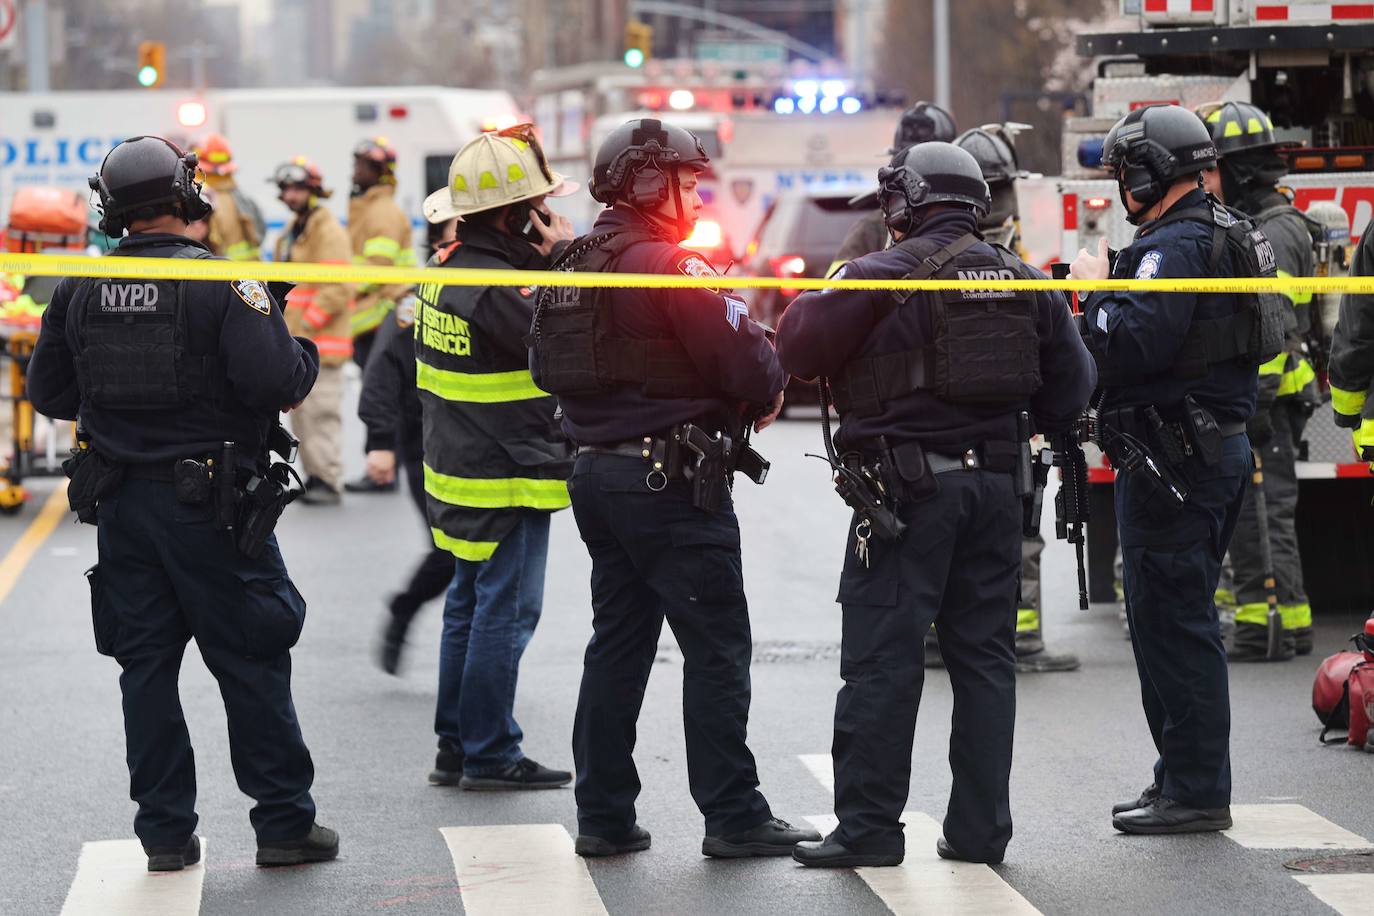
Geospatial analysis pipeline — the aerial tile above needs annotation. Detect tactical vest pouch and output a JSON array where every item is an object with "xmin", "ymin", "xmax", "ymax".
[
  {"xmin": 76, "ymin": 278, "xmax": 188, "ymax": 409},
  {"xmin": 531, "ymin": 283, "xmax": 603, "ymax": 395},
  {"xmin": 931, "ymin": 279, "xmax": 1042, "ymax": 405}
]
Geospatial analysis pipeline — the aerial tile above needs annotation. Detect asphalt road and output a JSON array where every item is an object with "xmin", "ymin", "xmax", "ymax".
[{"xmin": 2, "ymin": 400, "xmax": 1373, "ymax": 916}]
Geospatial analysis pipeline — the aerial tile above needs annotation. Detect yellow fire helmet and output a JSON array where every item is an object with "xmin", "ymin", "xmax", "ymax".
[{"xmin": 423, "ymin": 123, "xmax": 578, "ymax": 223}]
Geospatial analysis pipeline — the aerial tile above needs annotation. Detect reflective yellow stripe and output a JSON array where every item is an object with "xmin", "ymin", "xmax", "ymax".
[
  {"xmin": 1354, "ymin": 418, "xmax": 1374, "ymax": 461},
  {"xmin": 1016, "ymin": 609, "xmax": 1040, "ymax": 633},
  {"xmin": 1275, "ymin": 269, "xmax": 1312, "ymax": 305},
  {"xmin": 1331, "ymin": 384, "xmax": 1367, "ymax": 419},
  {"xmin": 416, "ymin": 362, "xmax": 548, "ymax": 403},
  {"xmin": 1215, "ymin": 587, "xmax": 1236, "ymax": 608},
  {"xmin": 396, "ymin": 247, "xmax": 417, "ymax": 266},
  {"xmin": 430, "ymin": 527, "xmax": 498, "ymax": 561},
  {"xmin": 350, "ymin": 298, "xmax": 395, "ymax": 335},
  {"xmin": 1281, "ymin": 602, "xmax": 1312, "ymax": 629},
  {"xmin": 424, "ymin": 464, "xmax": 569, "ymax": 510},
  {"xmin": 225, "ymin": 240, "xmax": 258, "ymax": 261},
  {"xmin": 1235, "ymin": 602, "xmax": 1274, "ymax": 625},
  {"xmin": 362, "ymin": 236, "xmax": 402, "ymax": 261},
  {"xmin": 1258, "ymin": 352, "xmax": 1287, "ymax": 377},
  {"xmin": 1276, "ymin": 357, "xmax": 1316, "ymax": 397}
]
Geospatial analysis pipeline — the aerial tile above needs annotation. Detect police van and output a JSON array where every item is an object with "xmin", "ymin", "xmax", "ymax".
[
  {"xmin": 0, "ymin": 86, "xmax": 522, "ymax": 251},
  {"xmin": 1042, "ymin": 1, "xmax": 1374, "ymax": 609}
]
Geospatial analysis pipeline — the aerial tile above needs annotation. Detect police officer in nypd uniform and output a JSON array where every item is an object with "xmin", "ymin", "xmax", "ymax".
[
  {"xmin": 29, "ymin": 136, "xmax": 339, "ymax": 871},
  {"xmin": 777, "ymin": 142, "xmax": 1095, "ymax": 867},
  {"xmin": 1070, "ymin": 105, "xmax": 1259, "ymax": 835},
  {"xmin": 530, "ymin": 118, "xmax": 820, "ymax": 859}
]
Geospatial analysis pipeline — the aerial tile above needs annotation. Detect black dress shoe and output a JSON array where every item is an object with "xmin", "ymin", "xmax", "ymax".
[
  {"xmin": 575, "ymin": 826, "xmax": 652, "ymax": 857},
  {"xmin": 1112, "ymin": 783, "xmax": 1161, "ymax": 816},
  {"xmin": 702, "ymin": 817, "xmax": 822, "ymax": 858},
  {"xmin": 299, "ymin": 477, "xmax": 342, "ymax": 506},
  {"xmin": 1112, "ymin": 797, "xmax": 1232, "ymax": 835},
  {"xmin": 145, "ymin": 835, "xmax": 200, "ymax": 872},
  {"xmin": 428, "ymin": 739, "xmax": 465, "ymax": 786},
  {"xmin": 936, "ymin": 836, "xmax": 1002, "ymax": 864},
  {"xmin": 459, "ymin": 757, "xmax": 572, "ymax": 790},
  {"xmin": 344, "ymin": 474, "xmax": 396, "ymax": 494},
  {"xmin": 257, "ymin": 823, "xmax": 339, "ymax": 867},
  {"xmin": 793, "ymin": 831, "xmax": 903, "ymax": 868}
]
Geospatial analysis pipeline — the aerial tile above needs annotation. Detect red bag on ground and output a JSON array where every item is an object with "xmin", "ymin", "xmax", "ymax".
[
  {"xmin": 1348, "ymin": 663, "xmax": 1374, "ymax": 751},
  {"xmin": 1314, "ymin": 619, "xmax": 1374, "ymax": 749}
]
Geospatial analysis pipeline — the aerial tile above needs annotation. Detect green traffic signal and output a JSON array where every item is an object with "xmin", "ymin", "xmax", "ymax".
[
  {"xmin": 624, "ymin": 48, "xmax": 645, "ymax": 68},
  {"xmin": 137, "ymin": 64, "xmax": 159, "ymax": 87}
]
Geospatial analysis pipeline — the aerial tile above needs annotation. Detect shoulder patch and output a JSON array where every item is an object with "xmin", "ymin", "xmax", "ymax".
[
  {"xmin": 677, "ymin": 254, "xmax": 720, "ymax": 293},
  {"xmin": 1135, "ymin": 251, "xmax": 1163, "ymax": 281},
  {"xmin": 723, "ymin": 294, "xmax": 749, "ymax": 331},
  {"xmin": 232, "ymin": 279, "xmax": 272, "ymax": 315}
]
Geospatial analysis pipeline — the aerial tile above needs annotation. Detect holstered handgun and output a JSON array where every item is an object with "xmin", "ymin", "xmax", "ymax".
[
  {"xmin": 237, "ymin": 462, "xmax": 303, "ymax": 558},
  {"xmin": 679, "ymin": 424, "xmax": 732, "ymax": 512}
]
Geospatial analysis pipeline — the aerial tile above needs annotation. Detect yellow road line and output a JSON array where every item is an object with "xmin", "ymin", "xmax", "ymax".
[
  {"xmin": 0, "ymin": 481, "xmax": 70, "ymax": 606},
  {"xmin": 5, "ymin": 252, "xmax": 1374, "ymax": 294}
]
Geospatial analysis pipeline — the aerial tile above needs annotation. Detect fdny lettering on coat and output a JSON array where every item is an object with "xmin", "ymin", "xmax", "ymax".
[
  {"xmin": 419, "ymin": 302, "xmax": 471, "ymax": 356},
  {"xmin": 99, "ymin": 283, "xmax": 160, "ymax": 313}
]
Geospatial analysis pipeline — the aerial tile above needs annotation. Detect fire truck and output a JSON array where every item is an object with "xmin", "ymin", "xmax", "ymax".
[{"xmin": 1054, "ymin": 1, "xmax": 1374, "ymax": 609}]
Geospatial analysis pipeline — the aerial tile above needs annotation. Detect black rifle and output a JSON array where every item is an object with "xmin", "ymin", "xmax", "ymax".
[{"xmin": 1051, "ymin": 417, "xmax": 1092, "ymax": 611}]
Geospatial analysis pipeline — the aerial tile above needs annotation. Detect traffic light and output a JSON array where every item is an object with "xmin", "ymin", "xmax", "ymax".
[
  {"xmin": 137, "ymin": 40, "xmax": 166, "ymax": 88},
  {"xmin": 624, "ymin": 20, "xmax": 652, "ymax": 68}
]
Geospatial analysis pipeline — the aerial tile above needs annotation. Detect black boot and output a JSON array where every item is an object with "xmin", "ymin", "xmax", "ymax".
[
  {"xmin": 1227, "ymin": 622, "xmax": 1296, "ymax": 662},
  {"xmin": 1111, "ymin": 783, "xmax": 1161, "ymax": 816},
  {"xmin": 575, "ymin": 826, "xmax": 652, "ymax": 857},
  {"xmin": 378, "ymin": 600, "xmax": 417, "ymax": 675},
  {"xmin": 257, "ymin": 823, "xmax": 339, "ymax": 867},
  {"xmin": 793, "ymin": 831, "xmax": 903, "ymax": 868},
  {"xmin": 428, "ymin": 739, "xmax": 465, "ymax": 786},
  {"xmin": 703, "ymin": 817, "xmax": 821, "ymax": 858},
  {"xmin": 1113, "ymin": 798, "xmax": 1231, "ymax": 835},
  {"xmin": 145, "ymin": 835, "xmax": 200, "ymax": 872},
  {"xmin": 936, "ymin": 836, "xmax": 1002, "ymax": 864},
  {"xmin": 344, "ymin": 473, "xmax": 396, "ymax": 494},
  {"xmin": 299, "ymin": 476, "xmax": 342, "ymax": 506}
]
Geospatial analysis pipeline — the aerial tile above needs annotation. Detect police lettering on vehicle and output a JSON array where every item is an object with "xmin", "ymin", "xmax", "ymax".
[
  {"xmin": 232, "ymin": 279, "xmax": 272, "ymax": 316},
  {"xmin": 99, "ymin": 283, "xmax": 160, "ymax": 313}
]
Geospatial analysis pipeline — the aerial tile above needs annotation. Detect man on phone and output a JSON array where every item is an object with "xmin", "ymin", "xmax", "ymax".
[{"xmin": 415, "ymin": 125, "xmax": 579, "ymax": 789}]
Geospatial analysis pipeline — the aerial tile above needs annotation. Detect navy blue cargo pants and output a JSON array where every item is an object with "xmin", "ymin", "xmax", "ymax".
[
  {"xmin": 89, "ymin": 478, "xmax": 317, "ymax": 848},
  {"xmin": 831, "ymin": 467, "xmax": 1021, "ymax": 861},
  {"xmin": 568, "ymin": 452, "xmax": 773, "ymax": 840},
  {"xmin": 1118, "ymin": 433, "xmax": 1250, "ymax": 810}
]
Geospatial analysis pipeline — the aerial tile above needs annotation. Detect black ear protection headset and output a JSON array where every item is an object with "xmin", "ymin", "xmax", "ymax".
[
  {"xmin": 877, "ymin": 164, "xmax": 932, "ymax": 235},
  {"xmin": 88, "ymin": 135, "xmax": 212, "ymax": 237}
]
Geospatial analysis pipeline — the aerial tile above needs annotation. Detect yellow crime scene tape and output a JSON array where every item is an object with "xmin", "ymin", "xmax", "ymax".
[{"xmin": 5, "ymin": 252, "xmax": 1374, "ymax": 295}]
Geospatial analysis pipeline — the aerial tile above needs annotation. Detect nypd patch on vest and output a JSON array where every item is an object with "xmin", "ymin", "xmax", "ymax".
[
  {"xmin": 954, "ymin": 265, "xmax": 1018, "ymax": 300},
  {"xmin": 99, "ymin": 282, "xmax": 161, "ymax": 313},
  {"xmin": 232, "ymin": 279, "xmax": 272, "ymax": 315},
  {"xmin": 1135, "ymin": 251, "xmax": 1163, "ymax": 281}
]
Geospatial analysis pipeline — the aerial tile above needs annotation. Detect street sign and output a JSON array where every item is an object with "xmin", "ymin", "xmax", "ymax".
[
  {"xmin": 0, "ymin": 0, "xmax": 18, "ymax": 52},
  {"xmin": 696, "ymin": 40, "xmax": 785, "ymax": 63}
]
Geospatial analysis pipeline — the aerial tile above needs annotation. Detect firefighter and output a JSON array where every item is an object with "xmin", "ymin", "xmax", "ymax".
[
  {"xmin": 272, "ymin": 157, "xmax": 354, "ymax": 505},
  {"xmin": 833, "ymin": 101, "xmax": 958, "ymax": 268},
  {"xmin": 529, "ymin": 118, "xmax": 819, "ymax": 859},
  {"xmin": 1199, "ymin": 101, "xmax": 1316, "ymax": 660},
  {"xmin": 193, "ymin": 134, "xmax": 265, "ymax": 262},
  {"xmin": 955, "ymin": 124, "xmax": 1082, "ymax": 674},
  {"xmin": 28, "ymin": 136, "xmax": 337, "ymax": 871},
  {"xmin": 779, "ymin": 142, "xmax": 1094, "ymax": 868},
  {"xmin": 416, "ymin": 125, "xmax": 576, "ymax": 791},
  {"xmin": 1331, "ymin": 218, "xmax": 1374, "ymax": 469},
  {"xmin": 345, "ymin": 137, "xmax": 415, "ymax": 493},
  {"xmin": 1072, "ymin": 105, "xmax": 1261, "ymax": 834}
]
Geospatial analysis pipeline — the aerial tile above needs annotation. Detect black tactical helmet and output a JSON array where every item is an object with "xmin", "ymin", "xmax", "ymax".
[
  {"xmin": 88, "ymin": 135, "xmax": 211, "ymax": 237},
  {"xmin": 889, "ymin": 101, "xmax": 957, "ymax": 154},
  {"xmin": 879, "ymin": 141, "xmax": 991, "ymax": 234},
  {"xmin": 956, "ymin": 126, "xmax": 1024, "ymax": 231},
  {"xmin": 590, "ymin": 118, "xmax": 710, "ymax": 207},
  {"xmin": 1103, "ymin": 105, "xmax": 1216, "ymax": 222},
  {"xmin": 1200, "ymin": 100, "xmax": 1278, "ymax": 157}
]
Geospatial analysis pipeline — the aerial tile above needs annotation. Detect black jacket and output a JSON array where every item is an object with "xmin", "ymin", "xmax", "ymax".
[
  {"xmin": 777, "ymin": 209, "xmax": 1096, "ymax": 452},
  {"xmin": 534, "ymin": 205, "xmax": 785, "ymax": 445},
  {"xmin": 29, "ymin": 233, "xmax": 319, "ymax": 465},
  {"xmin": 358, "ymin": 303, "xmax": 422, "ymax": 458}
]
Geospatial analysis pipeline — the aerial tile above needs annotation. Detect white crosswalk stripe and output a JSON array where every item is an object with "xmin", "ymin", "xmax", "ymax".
[
  {"xmin": 1226, "ymin": 804, "xmax": 1374, "ymax": 850},
  {"xmin": 1293, "ymin": 874, "xmax": 1374, "ymax": 916},
  {"xmin": 59, "ymin": 838, "xmax": 205, "ymax": 916},
  {"xmin": 440, "ymin": 824, "xmax": 608, "ymax": 916},
  {"xmin": 798, "ymin": 753, "xmax": 834, "ymax": 794},
  {"xmin": 805, "ymin": 814, "xmax": 1042, "ymax": 916}
]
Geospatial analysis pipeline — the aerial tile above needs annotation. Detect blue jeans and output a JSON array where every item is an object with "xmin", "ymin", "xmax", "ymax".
[{"xmin": 434, "ymin": 511, "xmax": 551, "ymax": 774}]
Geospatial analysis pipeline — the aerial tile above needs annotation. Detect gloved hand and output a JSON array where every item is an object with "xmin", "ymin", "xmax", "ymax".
[{"xmin": 1246, "ymin": 410, "xmax": 1274, "ymax": 449}]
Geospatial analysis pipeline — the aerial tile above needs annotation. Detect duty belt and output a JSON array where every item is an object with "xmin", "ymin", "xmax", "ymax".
[{"xmin": 576, "ymin": 422, "xmax": 769, "ymax": 511}]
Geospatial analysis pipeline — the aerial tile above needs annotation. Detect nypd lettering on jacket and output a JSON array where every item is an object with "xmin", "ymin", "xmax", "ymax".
[
  {"xmin": 955, "ymin": 266, "xmax": 1019, "ymax": 300},
  {"xmin": 99, "ymin": 282, "xmax": 161, "ymax": 313}
]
